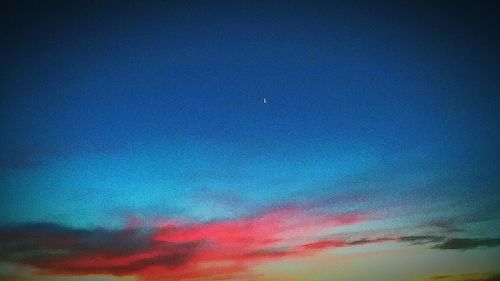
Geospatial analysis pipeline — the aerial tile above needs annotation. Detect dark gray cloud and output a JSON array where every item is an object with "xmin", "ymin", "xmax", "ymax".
[
  {"xmin": 430, "ymin": 275, "xmax": 452, "ymax": 280},
  {"xmin": 429, "ymin": 272, "xmax": 500, "ymax": 281},
  {"xmin": 432, "ymin": 238, "xmax": 500, "ymax": 250},
  {"xmin": 398, "ymin": 235, "xmax": 500, "ymax": 250},
  {"xmin": 348, "ymin": 238, "xmax": 394, "ymax": 245},
  {"xmin": 484, "ymin": 274, "xmax": 500, "ymax": 281},
  {"xmin": 2, "ymin": 222, "xmax": 500, "ymax": 279},
  {"xmin": 398, "ymin": 235, "xmax": 445, "ymax": 245},
  {"xmin": 0, "ymin": 222, "xmax": 201, "ymax": 275}
]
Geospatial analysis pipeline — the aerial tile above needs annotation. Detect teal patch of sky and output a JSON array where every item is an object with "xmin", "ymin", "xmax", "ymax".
[{"xmin": 0, "ymin": 136, "xmax": 381, "ymax": 227}]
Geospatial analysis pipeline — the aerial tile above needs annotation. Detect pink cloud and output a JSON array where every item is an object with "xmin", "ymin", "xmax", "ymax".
[{"xmin": 0, "ymin": 206, "xmax": 369, "ymax": 280}]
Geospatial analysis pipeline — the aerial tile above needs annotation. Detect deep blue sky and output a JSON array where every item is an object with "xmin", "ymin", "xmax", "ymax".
[
  {"xmin": 2, "ymin": 1, "xmax": 499, "ymax": 149},
  {"xmin": 1, "ymin": 0, "xmax": 499, "ymax": 235}
]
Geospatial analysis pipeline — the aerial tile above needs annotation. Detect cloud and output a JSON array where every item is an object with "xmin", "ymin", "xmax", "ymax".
[
  {"xmin": 398, "ymin": 235, "xmax": 500, "ymax": 251},
  {"xmin": 424, "ymin": 218, "xmax": 463, "ymax": 233},
  {"xmin": 484, "ymin": 274, "xmax": 500, "ymax": 281},
  {"xmin": 301, "ymin": 239, "xmax": 346, "ymax": 250},
  {"xmin": 0, "ymin": 222, "xmax": 201, "ymax": 276},
  {"xmin": 398, "ymin": 235, "xmax": 445, "ymax": 245},
  {"xmin": 300, "ymin": 237, "xmax": 392, "ymax": 250},
  {"xmin": 3, "ymin": 213, "xmax": 498, "ymax": 280},
  {"xmin": 0, "ymin": 206, "xmax": 367, "ymax": 280},
  {"xmin": 432, "ymin": 238, "xmax": 500, "ymax": 250},
  {"xmin": 0, "ymin": 262, "xmax": 38, "ymax": 281},
  {"xmin": 428, "ymin": 272, "xmax": 500, "ymax": 281},
  {"xmin": 348, "ymin": 237, "xmax": 394, "ymax": 245},
  {"xmin": 430, "ymin": 275, "xmax": 452, "ymax": 281}
]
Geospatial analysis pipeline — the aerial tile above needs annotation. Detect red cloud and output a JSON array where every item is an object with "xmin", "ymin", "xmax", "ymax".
[
  {"xmin": 0, "ymin": 206, "xmax": 368, "ymax": 280},
  {"xmin": 302, "ymin": 239, "xmax": 346, "ymax": 249}
]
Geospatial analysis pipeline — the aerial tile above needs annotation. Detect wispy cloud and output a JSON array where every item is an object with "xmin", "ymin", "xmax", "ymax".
[
  {"xmin": 430, "ymin": 275, "xmax": 453, "ymax": 281},
  {"xmin": 0, "ymin": 206, "xmax": 367, "ymax": 280},
  {"xmin": 397, "ymin": 235, "xmax": 500, "ymax": 250},
  {"xmin": 423, "ymin": 218, "xmax": 464, "ymax": 233},
  {"xmin": 301, "ymin": 238, "xmax": 392, "ymax": 250},
  {"xmin": 398, "ymin": 235, "xmax": 446, "ymax": 245},
  {"xmin": 432, "ymin": 238, "xmax": 500, "ymax": 250},
  {"xmin": 2, "ymin": 207, "xmax": 499, "ymax": 280},
  {"xmin": 428, "ymin": 272, "xmax": 500, "ymax": 281}
]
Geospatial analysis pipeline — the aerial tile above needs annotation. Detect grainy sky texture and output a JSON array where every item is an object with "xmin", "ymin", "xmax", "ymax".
[{"xmin": 1, "ymin": 1, "xmax": 499, "ymax": 281}]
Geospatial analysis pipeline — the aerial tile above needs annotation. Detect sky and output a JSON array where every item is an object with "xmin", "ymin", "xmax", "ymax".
[{"xmin": 1, "ymin": 1, "xmax": 500, "ymax": 281}]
